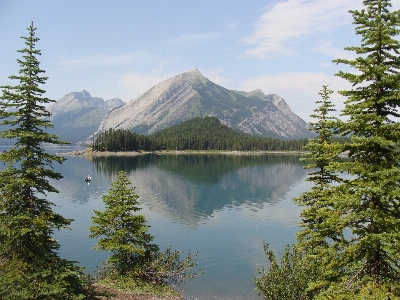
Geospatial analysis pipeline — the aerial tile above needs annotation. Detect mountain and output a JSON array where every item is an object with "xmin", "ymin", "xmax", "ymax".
[
  {"xmin": 96, "ymin": 69, "xmax": 312, "ymax": 140},
  {"xmin": 44, "ymin": 69, "xmax": 311, "ymax": 144},
  {"xmin": 47, "ymin": 90, "xmax": 125, "ymax": 143}
]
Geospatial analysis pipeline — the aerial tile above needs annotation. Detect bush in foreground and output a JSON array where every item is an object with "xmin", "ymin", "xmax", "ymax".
[{"xmin": 255, "ymin": 243, "xmax": 320, "ymax": 300}]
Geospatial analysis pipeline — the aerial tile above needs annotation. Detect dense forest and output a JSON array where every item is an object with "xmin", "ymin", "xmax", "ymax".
[{"xmin": 91, "ymin": 116, "xmax": 319, "ymax": 152}]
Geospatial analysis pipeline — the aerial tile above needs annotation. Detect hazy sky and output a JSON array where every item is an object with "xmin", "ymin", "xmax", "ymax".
[{"xmin": 1, "ymin": 0, "xmax": 400, "ymax": 121}]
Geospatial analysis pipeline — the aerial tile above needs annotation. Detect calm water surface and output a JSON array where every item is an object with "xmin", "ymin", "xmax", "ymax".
[{"xmin": 31, "ymin": 147, "xmax": 312, "ymax": 299}]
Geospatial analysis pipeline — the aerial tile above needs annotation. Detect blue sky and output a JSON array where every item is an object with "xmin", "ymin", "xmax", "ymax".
[{"xmin": 1, "ymin": 0, "xmax": 400, "ymax": 121}]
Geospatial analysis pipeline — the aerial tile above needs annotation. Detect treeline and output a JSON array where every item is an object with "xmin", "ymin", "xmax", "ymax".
[
  {"xmin": 92, "ymin": 116, "xmax": 343, "ymax": 152},
  {"xmin": 92, "ymin": 128, "xmax": 153, "ymax": 152}
]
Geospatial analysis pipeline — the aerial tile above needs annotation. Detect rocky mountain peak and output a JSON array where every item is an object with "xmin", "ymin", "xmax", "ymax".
[
  {"xmin": 265, "ymin": 94, "xmax": 291, "ymax": 115},
  {"xmin": 48, "ymin": 91, "xmax": 125, "ymax": 116},
  {"xmin": 76, "ymin": 89, "xmax": 92, "ymax": 100},
  {"xmin": 173, "ymin": 68, "xmax": 209, "ymax": 85},
  {"xmin": 187, "ymin": 68, "xmax": 205, "ymax": 78},
  {"xmin": 46, "ymin": 90, "xmax": 126, "ymax": 143},
  {"xmin": 104, "ymin": 97, "xmax": 125, "ymax": 109},
  {"xmin": 96, "ymin": 68, "xmax": 312, "ymax": 139},
  {"xmin": 233, "ymin": 89, "xmax": 266, "ymax": 100},
  {"xmin": 248, "ymin": 89, "xmax": 266, "ymax": 99}
]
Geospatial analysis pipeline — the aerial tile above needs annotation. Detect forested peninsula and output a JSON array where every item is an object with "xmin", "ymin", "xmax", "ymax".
[{"xmin": 90, "ymin": 116, "xmax": 346, "ymax": 153}]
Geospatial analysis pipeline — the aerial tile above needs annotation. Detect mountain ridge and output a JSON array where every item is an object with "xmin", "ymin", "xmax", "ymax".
[
  {"xmin": 96, "ymin": 68, "xmax": 312, "ymax": 139},
  {"xmin": 45, "ymin": 69, "xmax": 312, "ymax": 143}
]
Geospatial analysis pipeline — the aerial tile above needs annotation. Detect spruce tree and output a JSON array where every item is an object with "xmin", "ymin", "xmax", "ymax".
[
  {"xmin": 298, "ymin": 84, "xmax": 341, "ymax": 184},
  {"xmin": 295, "ymin": 84, "xmax": 343, "ymax": 258},
  {"xmin": 0, "ymin": 22, "xmax": 87, "ymax": 299},
  {"xmin": 255, "ymin": 85, "xmax": 342, "ymax": 299},
  {"xmin": 304, "ymin": 0, "xmax": 400, "ymax": 296},
  {"xmin": 89, "ymin": 171, "xmax": 202, "ymax": 292},
  {"xmin": 89, "ymin": 170, "xmax": 159, "ymax": 277}
]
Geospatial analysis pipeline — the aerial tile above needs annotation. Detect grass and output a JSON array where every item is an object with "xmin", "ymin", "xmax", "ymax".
[{"xmin": 95, "ymin": 277, "xmax": 181, "ymax": 298}]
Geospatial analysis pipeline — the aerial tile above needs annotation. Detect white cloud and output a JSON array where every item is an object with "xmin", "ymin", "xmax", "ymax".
[
  {"xmin": 242, "ymin": 0, "xmax": 361, "ymax": 59},
  {"xmin": 239, "ymin": 71, "xmax": 352, "ymax": 121},
  {"xmin": 169, "ymin": 32, "xmax": 223, "ymax": 44}
]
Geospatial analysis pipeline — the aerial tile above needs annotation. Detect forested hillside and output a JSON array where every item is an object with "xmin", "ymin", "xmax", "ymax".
[
  {"xmin": 91, "ymin": 116, "xmax": 311, "ymax": 152},
  {"xmin": 150, "ymin": 116, "xmax": 308, "ymax": 150}
]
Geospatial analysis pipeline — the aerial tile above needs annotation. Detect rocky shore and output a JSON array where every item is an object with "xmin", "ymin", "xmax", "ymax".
[
  {"xmin": 57, "ymin": 149, "xmax": 144, "ymax": 156},
  {"xmin": 58, "ymin": 149, "xmax": 303, "ymax": 157}
]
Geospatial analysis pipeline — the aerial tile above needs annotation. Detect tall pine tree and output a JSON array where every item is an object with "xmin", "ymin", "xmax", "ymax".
[
  {"xmin": 0, "ymin": 22, "xmax": 87, "ymax": 299},
  {"xmin": 295, "ymin": 84, "xmax": 343, "ymax": 259},
  {"xmin": 302, "ymin": 0, "xmax": 400, "ymax": 296},
  {"xmin": 254, "ymin": 85, "xmax": 342, "ymax": 300}
]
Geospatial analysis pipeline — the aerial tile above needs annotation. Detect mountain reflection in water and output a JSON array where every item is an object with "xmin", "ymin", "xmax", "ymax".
[
  {"xmin": 28, "ymin": 149, "xmax": 310, "ymax": 300},
  {"xmin": 85, "ymin": 154, "xmax": 307, "ymax": 225}
]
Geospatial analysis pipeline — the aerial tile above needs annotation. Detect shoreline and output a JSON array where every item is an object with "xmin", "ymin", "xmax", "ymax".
[{"xmin": 58, "ymin": 149, "xmax": 304, "ymax": 156}]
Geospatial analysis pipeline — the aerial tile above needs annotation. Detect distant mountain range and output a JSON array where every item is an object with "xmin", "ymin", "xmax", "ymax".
[
  {"xmin": 45, "ymin": 69, "xmax": 312, "ymax": 143},
  {"xmin": 46, "ymin": 90, "xmax": 125, "ymax": 143}
]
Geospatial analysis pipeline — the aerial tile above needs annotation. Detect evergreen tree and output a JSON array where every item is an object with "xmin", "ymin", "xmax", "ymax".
[
  {"xmin": 90, "ymin": 171, "xmax": 203, "ymax": 292},
  {"xmin": 89, "ymin": 170, "xmax": 159, "ymax": 277},
  {"xmin": 295, "ymin": 84, "xmax": 343, "ymax": 257},
  {"xmin": 255, "ymin": 85, "xmax": 342, "ymax": 299},
  {"xmin": 299, "ymin": 85, "xmax": 341, "ymax": 183},
  {"xmin": 304, "ymin": 0, "xmax": 400, "ymax": 296},
  {"xmin": 0, "ymin": 22, "xmax": 87, "ymax": 299}
]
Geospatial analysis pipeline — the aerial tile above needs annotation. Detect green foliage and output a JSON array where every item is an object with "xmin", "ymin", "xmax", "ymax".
[
  {"xmin": 294, "ymin": 84, "xmax": 344, "ymax": 292},
  {"xmin": 150, "ymin": 116, "xmax": 301, "ymax": 151},
  {"xmin": 0, "ymin": 22, "xmax": 88, "ymax": 299},
  {"xmin": 91, "ymin": 116, "xmax": 314, "ymax": 152},
  {"xmin": 89, "ymin": 170, "xmax": 159, "ymax": 277},
  {"xmin": 96, "ymin": 276, "xmax": 180, "ymax": 298},
  {"xmin": 317, "ymin": 280, "xmax": 400, "ymax": 299},
  {"xmin": 327, "ymin": 0, "xmax": 400, "ymax": 290},
  {"xmin": 91, "ymin": 127, "xmax": 152, "ymax": 152},
  {"xmin": 255, "ymin": 243, "xmax": 321, "ymax": 300},
  {"xmin": 292, "ymin": 0, "xmax": 400, "ymax": 296},
  {"xmin": 90, "ymin": 171, "xmax": 202, "ymax": 291},
  {"xmin": 256, "ymin": 85, "xmax": 343, "ymax": 300},
  {"xmin": 139, "ymin": 246, "xmax": 204, "ymax": 288},
  {"xmin": 300, "ymin": 84, "xmax": 344, "ymax": 184}
]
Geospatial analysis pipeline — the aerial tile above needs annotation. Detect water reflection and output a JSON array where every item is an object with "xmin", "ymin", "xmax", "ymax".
[
  {"xmin": 89, "ymin": 154, "xmax": 302, "ymax": 180},
  {"xmin": 2, "ymin": 148, "xmax": 310, "ymax": 300},
  {"xmin": 86, "ymin": 154, "xmax": 308, "ymax": 225}
]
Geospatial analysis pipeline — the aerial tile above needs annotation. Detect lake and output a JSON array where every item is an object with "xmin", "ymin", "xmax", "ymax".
[{"xmin": 13, "ymin": 147, "xmax": 312, "ymax": 299}]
